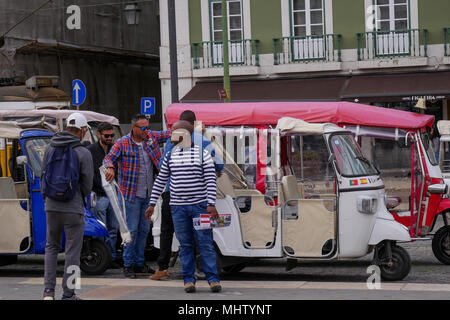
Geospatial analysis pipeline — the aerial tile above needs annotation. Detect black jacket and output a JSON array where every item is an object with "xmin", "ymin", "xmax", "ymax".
[{"xmin": 87, "ymin": 141, "xmax": 112, "ymax": 197}]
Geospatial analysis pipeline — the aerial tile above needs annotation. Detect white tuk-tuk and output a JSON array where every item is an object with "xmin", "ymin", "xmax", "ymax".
[{"xmin": 153, "ymin": 116, "xmax": 412, "ymax": 281}]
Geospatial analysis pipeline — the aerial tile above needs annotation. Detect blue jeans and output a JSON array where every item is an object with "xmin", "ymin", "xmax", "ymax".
[
  {"xmin": 171, "ymin": 202, "xmax": 220, "ymax": 285},
  {"xmin": 123, "ymin": 196, "xmax": 151, "ymax": 267},
  {"xmin": 93, "ymin": 196, "xmax": 119, "ymax": 260}
]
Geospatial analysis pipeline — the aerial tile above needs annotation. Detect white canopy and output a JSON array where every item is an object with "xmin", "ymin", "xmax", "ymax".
[
  {"xmin": 276, "ymin": 117, "xmax": 346, "ymax": 134},
  {"xmin": 0, "ymin": 109, "xmax": 120, "ymax": 129},
  {"xmin": 0, "ymin": 121, "xmax": 26, "ymax": 139}
]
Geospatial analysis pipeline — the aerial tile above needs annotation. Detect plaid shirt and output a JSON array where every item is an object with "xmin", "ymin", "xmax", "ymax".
[{"xmin": 103, "ymin": 130, "xmax": 170, "ymax": 202}]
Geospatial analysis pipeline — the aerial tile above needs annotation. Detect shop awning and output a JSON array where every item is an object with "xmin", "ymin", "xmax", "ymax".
[
  {"xmin": 341, "ymin": 71, "xmax": 450, "ymax": 103},
  {"xmin": 181, "ymin": 76, "xmax": 350, "ymax": 102}
]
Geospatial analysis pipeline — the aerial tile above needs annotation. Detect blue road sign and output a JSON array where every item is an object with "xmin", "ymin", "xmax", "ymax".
[
  {"xmin": 141, "ymin": 97, "xmax": 156, "ymax": 115},
  {"xmin": 72, "ymin": 79, "xmax": 86, "ymax": 106}
]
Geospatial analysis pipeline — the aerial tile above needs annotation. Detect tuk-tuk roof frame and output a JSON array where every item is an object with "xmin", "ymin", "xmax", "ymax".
[{"xmin": 166, "ymin": 101, "xmax": 434, "ymax": 130}]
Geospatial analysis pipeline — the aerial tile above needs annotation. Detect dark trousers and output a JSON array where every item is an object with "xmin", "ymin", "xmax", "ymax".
[
  {"xmin": 157, "ymin": 191, "xmax": 174, "ymax": 271},
  {"xmin": 44, "ymin": 211, "xmax": 85, "ymax": 297}
]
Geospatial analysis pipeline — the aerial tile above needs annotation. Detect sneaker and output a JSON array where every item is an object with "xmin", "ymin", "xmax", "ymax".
[
  {"xmin": 209, "ymin": 282, "xmax": 222, "ymax": 293},
  {"xmin": 42, "ymin": 288, "xmax": 55, "ymax": 300},
  {"xmin": 123, "ymin": 266, "xmax": 136, "ymax": 279},
  {"xmin": 184, "ymin": 282, "xmax": 196, "ymax": 293},
  {"xmin": 150, "ymin": 269, "xmax": 170, "ymax": 280},
  {"xmin": 134, "ymin": 264, "xmax": 155, "ymax": 274},
  {"xmin": 61, "ymin": 293, "xmax": 82, "ymax": 300}
]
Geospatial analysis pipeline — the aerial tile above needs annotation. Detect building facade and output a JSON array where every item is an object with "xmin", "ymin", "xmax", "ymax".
[
  {"xmin": 0, "ymin": 0, "xmax": 162, "ymax": 128},
  {"xmin": 159, "ymin": 0, "xmax": 450, "ymax": 127}
]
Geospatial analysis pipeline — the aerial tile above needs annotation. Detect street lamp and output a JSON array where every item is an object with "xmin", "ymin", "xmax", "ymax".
[{"xmin": 124, "ymin": 3, "xmax": 141, "ymax": 25}]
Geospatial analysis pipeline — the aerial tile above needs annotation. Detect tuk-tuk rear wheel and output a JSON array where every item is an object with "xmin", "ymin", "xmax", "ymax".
[
  {"xmin": 80, "ymin": 239, "xmax": 112, "ymax": 275},
  {"xmin": 432, "ymin": 226, "xmax": 450, "ymax": 265},
  {"xmin": 377, "ymin": 244, "xmax": 411, "ymax": 281}
]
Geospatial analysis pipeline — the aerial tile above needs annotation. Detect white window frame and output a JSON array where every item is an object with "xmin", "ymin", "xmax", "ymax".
[
  {"xmin": 372, "ymin": 0, "xmax": 412, "ymax": 56},
  {"xmin": 281, "ymin": 0, "xmax": 333, "ymax": 61},
  {"xmin": 200, "ymin": 0, "xmax": 251, "ymax": 66}
]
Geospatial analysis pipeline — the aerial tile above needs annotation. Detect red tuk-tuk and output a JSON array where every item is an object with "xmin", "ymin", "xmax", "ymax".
[{"xmin": 165, "ymin": 101, "xmax": 450, "ymax": 265}]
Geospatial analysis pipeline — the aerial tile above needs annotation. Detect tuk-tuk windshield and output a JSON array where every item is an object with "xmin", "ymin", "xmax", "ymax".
[
  {"xmin": 24, "ymin": 137, "xmax": 50, "ymax": 177},
  {"xmin": 329, "ymin": 134, "xmax": 378, "ymax": 177},
  {"xmin": 420, "ymin": 131, "xmax": 439, "ymax": 166}
]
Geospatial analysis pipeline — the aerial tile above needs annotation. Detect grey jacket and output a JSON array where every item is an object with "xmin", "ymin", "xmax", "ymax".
[{"xmin": 42, "ymin": 131, "xmax": 93, "ymax": 215}]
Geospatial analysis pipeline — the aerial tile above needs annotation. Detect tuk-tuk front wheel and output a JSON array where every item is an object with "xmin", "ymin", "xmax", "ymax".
[
  {"xmin": 432, "ymin": 226, "xmax": 450, "ymax": 265},
  {"xmin": 80, "ymin": 238, "xmax": 112, "ymax": 275},
  {"xmin": 376, "ymin": 243, "xmax": 411, "ymax": 281}
]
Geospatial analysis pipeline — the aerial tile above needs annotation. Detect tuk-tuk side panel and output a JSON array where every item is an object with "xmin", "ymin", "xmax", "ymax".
[
  {"xmin": 281, "ymin": 198, "xmax": 336, "ymax": 258},
  {"xmin": 0, "ymin": 199, "xmax": 31, "ymax": 254},
  {"xmin": 237, "ymin": 195, "xmax": 277, "ymax": 249},
  {"xmin": 338, "ymin": 189, "xmax": 379, "ymax": 258}
]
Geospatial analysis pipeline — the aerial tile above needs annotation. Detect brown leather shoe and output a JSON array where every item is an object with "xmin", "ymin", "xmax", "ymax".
[{"xmin": 150, "ymin": 269, "xmax": 170, "ymax": 280}]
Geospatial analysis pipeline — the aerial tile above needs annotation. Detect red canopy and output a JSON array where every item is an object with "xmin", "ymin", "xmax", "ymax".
[{"xmin": 166, "ymin": 101, "xmax": 434, "ymax": 130}]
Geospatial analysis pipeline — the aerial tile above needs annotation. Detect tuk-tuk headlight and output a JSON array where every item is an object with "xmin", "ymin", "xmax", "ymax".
[{"xmin": 357, "ymin": 196, "xmax": 378, "ymax": 214}]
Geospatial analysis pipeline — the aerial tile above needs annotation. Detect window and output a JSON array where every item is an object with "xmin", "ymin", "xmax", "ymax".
[
  {"xmin": 374, "ymin": 0, "xmax": 410, "ymax": 55},
  {"xmin": 210, "ymin": 0, "xmax": 243, "ymax": 64},
  {"xmin": 292, "ymin": 0, "xmax": 324, "ymax": 37},
  {"xmin": 291, "ymin": 0, "xmax": 325, "ymax": 60},
  {"xmin": 376, "ymin": 0, "xmax": 408, "ymax": 32}
]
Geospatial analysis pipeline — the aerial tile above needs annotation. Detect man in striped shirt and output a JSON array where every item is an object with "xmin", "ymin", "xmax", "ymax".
[{"xmin": 145, "ymin": 120, "xmax": 222, "ymax": 293}]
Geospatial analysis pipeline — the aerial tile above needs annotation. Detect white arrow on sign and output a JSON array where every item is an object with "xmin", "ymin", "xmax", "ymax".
[{"xmin": 74, "ymin": 82, "xmax": 81, "ymax": 104}]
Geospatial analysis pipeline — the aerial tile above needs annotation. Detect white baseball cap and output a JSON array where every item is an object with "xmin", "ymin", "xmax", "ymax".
[{"xmin": 66, "ymin": 112, "xmax": 89, "ymax": 129}]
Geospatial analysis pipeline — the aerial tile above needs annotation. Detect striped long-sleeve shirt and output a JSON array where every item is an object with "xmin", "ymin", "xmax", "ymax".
[{"xmin": 149, "ymin": 144, "xmax": 217, "ymax": 207}]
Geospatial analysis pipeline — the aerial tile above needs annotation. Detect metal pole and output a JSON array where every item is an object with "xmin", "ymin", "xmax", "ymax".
[
  {"xmin": 168, "ymin": 0, "xmax": 179, "ymax": 103},
  {"xmin": 222, "ymin": 0, "xmax": 230, "ymax": 102}
]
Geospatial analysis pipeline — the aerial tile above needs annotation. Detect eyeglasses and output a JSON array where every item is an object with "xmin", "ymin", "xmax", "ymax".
[
  {"xmin": 102, "ymin": 134, "xmax": 114, "ymax": 138},
  {"xmin": 137, "ymin": 126, "xmax": 149, "ymax": 131}
]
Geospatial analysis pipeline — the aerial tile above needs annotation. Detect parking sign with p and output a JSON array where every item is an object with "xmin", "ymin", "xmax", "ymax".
[{"xmin": 141, "ymin": 97, "xmax": 156, "ymax": 115}]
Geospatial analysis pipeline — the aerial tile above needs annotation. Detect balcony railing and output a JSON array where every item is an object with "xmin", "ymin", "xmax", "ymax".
[
  {"xmin": 445, "ymin": 27, "xmax": 450, "ymax": 56},
  {"xmin": 191, "ymin": 39, "xmax": 259, "ymax": 70},
  {"xmin": 273, "ymin": 34, "xmax": 342, "ymax": 65},
  {"xmin": 357, "ymin": 29, "xmax": 428, "ymax": 61}
]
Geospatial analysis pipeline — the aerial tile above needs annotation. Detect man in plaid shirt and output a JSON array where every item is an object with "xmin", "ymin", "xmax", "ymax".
[{"xmin": 103, "ymin": 114, "xmax": 170, "ymax": 278}]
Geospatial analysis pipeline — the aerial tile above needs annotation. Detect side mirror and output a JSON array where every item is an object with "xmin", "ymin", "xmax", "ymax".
[{"xmin": 428, "ymin": 183, "xmax": 448, "ymax": 195}]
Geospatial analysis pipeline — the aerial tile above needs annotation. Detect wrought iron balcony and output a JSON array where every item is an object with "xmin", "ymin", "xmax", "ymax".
[
  {"xmin": 191, "ymin": 39, "xmax": 259, "ymax": 70},
  {"xmin": 357, "ymin": 29, "xmax": 428, "ymax": 61},
  {"xmin": 273, "ymin": 34, "xmax": 342, "ymax": 65}
]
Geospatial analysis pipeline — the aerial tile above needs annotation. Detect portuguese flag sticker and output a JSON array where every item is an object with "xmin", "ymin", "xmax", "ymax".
[{"xmin": 350, "ymin": 179, "xmax": 358, "ymax": 186}]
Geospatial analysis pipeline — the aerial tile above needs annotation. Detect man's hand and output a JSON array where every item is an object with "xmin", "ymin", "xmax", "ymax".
[
  {"xmin": 207, "ymin": 206, "xmax": 219, "ymax": 221},
  {"xmin": 145, "ymin": 206, "xmax": 155, "ymax": 222},
  {"xmin": 105, "ymin": 167, "xmax": 115, "ymax": 183}
]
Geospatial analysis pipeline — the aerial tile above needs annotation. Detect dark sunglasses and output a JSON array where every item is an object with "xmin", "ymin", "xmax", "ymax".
[
  {"xmin": 102, "ymin": 134, "xmax": 115, "ymax": 138},
  {"xmin": 137, "ymin": 126, "xmax": 149, "ymax": 131}
]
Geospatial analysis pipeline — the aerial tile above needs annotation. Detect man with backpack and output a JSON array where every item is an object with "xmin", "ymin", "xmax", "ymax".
[{"xmin": 41, "ymin": 113, "xmax": 93, "ymax": 300}]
